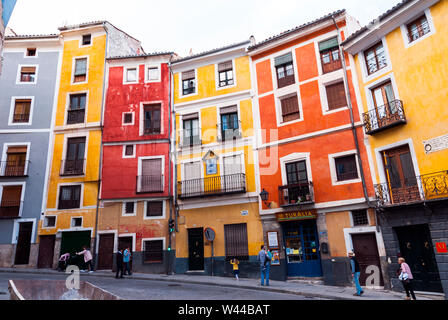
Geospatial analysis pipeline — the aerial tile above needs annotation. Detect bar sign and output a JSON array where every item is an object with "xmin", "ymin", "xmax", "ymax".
[{"xmin": 436, "ymin": 242, "xmax": 448, "ymax": 253}]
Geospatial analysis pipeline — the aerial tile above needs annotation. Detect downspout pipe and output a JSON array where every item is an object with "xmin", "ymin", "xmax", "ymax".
[
  {"xmin": 331, "ymin": 15, "xmax": 372, "ymax": 208},
  {"xmin": 167, "ymin": 54, "xmax": 174, "ymax": 275}
]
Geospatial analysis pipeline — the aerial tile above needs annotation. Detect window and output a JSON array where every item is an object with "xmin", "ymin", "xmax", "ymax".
[
  {"xmin": 44, "ymin": 216, "xmax": 56, "ymax": 228},
  {"xmin": 325, "ymin": 81, "xmax": 347, "ymax": 111},
  {"xmin": 143, "ymin": 104, "xmax": 161, "ymax": 134},
  {"xmin": 147, "ymin": 66, "xmax": 160, "ymax": 82},
  {"xmin": 143, "ymin": 240, "xmax": 163, "ymax": 263},
  {"xmin": 67, "ymin": 93, "xmax": 86, "ymax": 125},
  {"xmin": 126, "ymin": 67, "xmax": 138, "ymax": 83},
  {"xmin": 0, "ymin": 185, "xmax": 22, "ymax": 218},
  {"xmin": 364, "ymin": 42, "xmax": 387, "ymax": 75},
  {"xmin": 82, "ymin": 34, "xmax": 91, "ymax": 46},
  {"xmin": 352, "ymin": 210, "xmax": 369, "ymax": 227},
  {"xmin": 319, "ymin": 37, "xmax": 342, "ymax": 74},
  {"xmin": 282, "ymin": 160, "xmax": 312, "ymax": 205},
  {"xmin": 123, "ymin": 112, "xmax": 133, "ymax": 125},
  {"xmin": 19, "ymin": 66, "xmax": 36, "ymax": 83},
  {"xmin": 218, "ymin": 61, "xmax": 234, "ymax": 87},
  {"xmin": 182, "ymin": 114, "xmax": 200, "ymax": 147},
  {"xmin": 280, "ymin": 94, "xmax": 300, "ymax": 123},
  {"xmin": 274, "ymin": 53, "xmax": 295, "ymax": 88},
  {"xmin": 4, "ymin": 146, "xmax": 27, "ymax": 176},
  {"xmin": 139, "ymin": 158, "xmax": 163, "ymax": 193},
  {"xmin": 58, "ymin": 185, "xmax": 81, "ymax": 209},
  {"xmin": 125, "ymin": 145, "xmax": 134, "ymax": 157},
  {"xmin": 71, "ymin": 217, "xmax": 83, "ymax": 227},
  {"xmin": 220, "ymin": 106, "xmax": 240, "ymax": 141},
  {"xmin": 407, "ymin": 14, "xmax": 430, "ymax": 43},
  {"xmin": 334, "ymin": 154, "xmax": 359, "ymax": 181},
  {"xmin": 74, "ymin": 58, "xmax": 87, "ymax": 83},
  {"xmin": 12, "ymin": 99, "xmax": 31, "ymax": 123},
  {"xmin": 224, "ymin": 223, "xmax": 249, "ymax": 261},
  {"xmin": 145, "ymin": 201, "xmax": 163, "ymax": 218},
  {"xmin": 63, "ymin": 137, "xmax": 86, "ymax": 176},
  {"xmin": 182, "ymin": 70, "xmax": 196, "ymax": 95},
  {"xmin": 123, "ymin": 202, "xmax": 135, "ymax": 215},
  {"xmin": 26, "ymin": 48, "xmax": 36, "ymax": 57}
]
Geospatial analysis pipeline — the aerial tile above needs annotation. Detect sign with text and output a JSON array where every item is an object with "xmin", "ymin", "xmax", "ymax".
[
  {"xmin": 423, "ymin": 133, "xmax": 448, "ymax": 154},
  {"xmin": 276, "ymin": 210, "xmax": 317, "ymax": 222},
  {"xmin": 436, "ymin": 242, "xmax": 448, "ymax": 253}
]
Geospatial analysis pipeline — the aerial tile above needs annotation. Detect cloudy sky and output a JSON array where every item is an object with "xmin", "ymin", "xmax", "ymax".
[{"xmin": 7, "ymin": 0, "xmax": 401, "ymax": 56}]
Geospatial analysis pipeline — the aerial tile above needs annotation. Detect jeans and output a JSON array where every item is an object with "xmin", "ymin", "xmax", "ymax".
[
  {"xmin": 261, "ymin": 264, "xmax": 270, "ymax": 286},
  {"xmin": 116, "ymin": 264, "xmax": 123, "ymax": 278},
  {"xmin": 124, "ymin": 262, "xmax": 132, "ymax": 275},
  {"xmin": 353, "ymin": 272, "xmax": 362, "ymax": 294}
]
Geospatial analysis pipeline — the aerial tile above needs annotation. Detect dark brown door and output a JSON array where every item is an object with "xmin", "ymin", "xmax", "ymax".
[
  {"xmin": 382, "ymin": 145, "xmax": 420, "ymax": 204},
  {"xmin": 118, "ymin": 237, "xmax": 133, "ymax": 269},
  {"xmin": 14, "ymin": 222, "xmax": 33, "ymax": 265},
  {"xmin": 352, "ymin": 233, "xmax": 384, "ymax": 286},
  {"xmin": 188, "ymin": 228, "xmax": 204, "ymax": 271},
  {"xmin": 37, "ymin": 235, "xmax": 55, "ymax": 269},
  {"xmin": 97, "ymin": 234, "xmax": 114, "ymax": 270}
]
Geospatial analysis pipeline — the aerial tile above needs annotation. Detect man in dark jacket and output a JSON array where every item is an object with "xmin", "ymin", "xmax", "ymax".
[
  {"xmin": 349, "ymin": 251, "xmax": 364, "ymax": 296},
  {"xmin": 116, "ymin": 249, "xmax": 124, "ymax": 279}
]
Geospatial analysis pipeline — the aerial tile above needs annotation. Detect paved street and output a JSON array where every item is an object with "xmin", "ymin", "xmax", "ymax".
[{"xmin": 0, "ymin": 272, "xmax": 323, "ymax": 300}]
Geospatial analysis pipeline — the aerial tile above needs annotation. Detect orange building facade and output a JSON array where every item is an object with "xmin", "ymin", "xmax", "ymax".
[{"xmin": 249, "ymin": 11, "xmax": 385, "ymax": 285}]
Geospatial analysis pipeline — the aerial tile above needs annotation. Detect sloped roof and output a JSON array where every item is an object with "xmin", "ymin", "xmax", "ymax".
[
  {"xmin": 107, "ymin": 52, "xmax": 175, "ymax": 60},
  {"xmin": 5, "ymin": 34, "xmax": 59, "ymax": 40}
]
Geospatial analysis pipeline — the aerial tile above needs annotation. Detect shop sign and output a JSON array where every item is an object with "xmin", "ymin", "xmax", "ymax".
[
  {"xmin": 276, "ymin": 210, "xmax": 317, "ymax": 222},
  {"xmin": 436, "ymin": 242, "xmax": 448, "ymax": 253}
]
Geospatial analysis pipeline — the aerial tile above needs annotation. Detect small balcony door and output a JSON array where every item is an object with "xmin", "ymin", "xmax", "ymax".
[
  {"xmin": 223, "ymin": 155, "xmax": 243, "ymax": 192},
  {"xmin": 182, "ymin": 117, "xmax": 200, "ymax": 147},
  {"xmin": 183, "ymin": 161, "xmax": 202, "ymax": 196},
  {"xmin": 382, "ymin": 145, "xmax": 420, "ymax": 204},
  {"xmin": 372, "ymin": 81, "xmax": 400, "ymax": 128},
  {"xmin": 64, "ymin": 137, "xmax": 85, "ymax": 175},
  {"xmin": 140, "ymin": 158, "xmax": 163, "ymax": 193},
  {"xmin": 5, "ymin": 146, "xmax": 27, "ymax": 176},
  {"xmin": 285, "ymin": 160, "xmax": 310, "ymax": 204}
]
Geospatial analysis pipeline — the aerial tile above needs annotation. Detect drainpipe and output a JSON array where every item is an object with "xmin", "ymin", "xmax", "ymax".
[
  {"xmin": 331, "ymin": 15, "xmax": 371, "ymax": 208},
  {"xmin": 92, "ymin": 22, "xmax": 109, "ymax": 269},
  {"xmin": 167, "ymin": 54, "xmax": 174, "ymax": 275}
]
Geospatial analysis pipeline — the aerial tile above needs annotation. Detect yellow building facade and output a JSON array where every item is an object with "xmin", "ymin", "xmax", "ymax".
[
  {"xmin": 343, "ymin": 0, "xmax": 448, "ymax": 296},
  {"xmin": 171, "ymin": 41, "xmax": 265, "ymax": 277}
]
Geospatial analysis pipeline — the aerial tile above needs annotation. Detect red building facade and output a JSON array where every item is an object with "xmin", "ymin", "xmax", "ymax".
[
  {"xmin": 97, "ymin": 53, "xmax": 175, "ymax": 274},
  {"xmin": 249, "ymin": 11, "xmax": 383, "ymax": 286}
]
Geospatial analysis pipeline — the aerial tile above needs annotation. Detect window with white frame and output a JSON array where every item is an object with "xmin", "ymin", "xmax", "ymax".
[
  {"xmin": 125, "ymin": 67, "xmax": 138, "ymax": 83},
  {"xmin": 123, "ymin": 112, "xmax": 134, "ymax": 125},
  {"xmin": 11, "ymin": 98, "xmax": 32, "ymax": 124},
  {"xmin": 19, "ymin": 66, "xmax": 37, "ymax": 83},
  {"xmin": 44, "ymin": 216, "xmax": 56, "ymax": 228},
  {"xmin": 352, "ymin": 210, "xmax": 369, "ymax": 227},
  {"xmin": 146, "ymin": 66, "xmax": 160, "ymax": 82},
  {"xmin": 71, "ymin": 217, "xmax": 83, "ymax": 227},
  {"xmin": 145, "ymin": 201, "xmax": 163, "ymax": 218},
  {"xmin": 73, "ymin": 58, "xmax": 87, "ymax": 83},
  {"xmin": 334, "ymin": 154, "xmax": 359, "ymax": 182},
  {"xmin": 123, "ymin": 201, "xmax": 136, "ymax": 215},
  {"xmin": 123, "ymin": 145, "xmax": 135, "ymax": 158},
  {"xmin": 143, "ymin": 239, "xmax": 164, "ymax": 263},
  {"xmin": 182, "ymin": 70, "xmax": 196, "ymax": 95}
]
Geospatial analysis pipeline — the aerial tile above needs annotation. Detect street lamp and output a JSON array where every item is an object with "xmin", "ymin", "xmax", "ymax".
[{"xmin": 260, "ymin": 189, "xmax": 271, "ymax": 208}]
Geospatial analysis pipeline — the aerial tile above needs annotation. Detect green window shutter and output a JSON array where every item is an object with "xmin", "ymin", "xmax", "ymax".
[
  {"xmin": 319, "ymin": 37, "xmax": 339, "ymax": 52},
  {"xmin": 274, "ymin": 52, "xmax": 293, "ymax": 67}
]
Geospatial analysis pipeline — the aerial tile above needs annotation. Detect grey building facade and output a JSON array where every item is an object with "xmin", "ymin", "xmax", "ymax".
[{"xmin": 0, "ymin": 35, "xmax": 61, "ymax": 267}]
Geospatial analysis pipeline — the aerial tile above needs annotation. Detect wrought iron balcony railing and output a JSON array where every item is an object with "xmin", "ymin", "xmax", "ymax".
[
  {"xmin": 180, "ymin": 129, "xmax": 201, "ymax": 148},
  {"xmin": 278, "ymin": 181, "xmax": 315, "ymax": 207},
  {"xmin": 0, "ymin": 200, "xmax": 23, "ymax": 219},
  {"xmin": 12, "ymin": 113, "xmax": 30, "ymax": 123},
  {"xmin": 60, "ymin": 159, "xmax": 85, "ymax": 176},
  {"xmin": 67, "ymin": 109, "xmax": 85, "ymax": 125},
  {"xmin": 363, "ymin": 100, "xmax": 406, "ymax": 135},
  {"xmin": 143, "ymin": 120, "xmax": 161, "ymax": 135},
  {"xmin": 0, "ymin": 160, "xmax": 29, "ymax": 177},
  {"xmin": 178, "ymin": 173, "xmax": 246, "ymax": 199},
  {"xmin": 375, "ymin": 171, "xmax": 448, "ymax": 207},
  {"xmin": 136, "ymin": 175, "xmax": 164, "ymax": 193}
]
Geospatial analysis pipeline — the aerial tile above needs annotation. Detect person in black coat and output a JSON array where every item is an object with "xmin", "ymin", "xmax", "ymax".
[{"xmin": 115, "ymin": 249, "xmax": 124, "ymax": 279}]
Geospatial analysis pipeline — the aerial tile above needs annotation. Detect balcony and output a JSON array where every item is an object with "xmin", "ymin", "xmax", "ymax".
[
  {"xmin": 0, "ymin": 161, "xmax": 29, "ymax": 177},
  {"xmin": 278, "ymin": 181, "xmax": 314, "ymax": 207},
  {"xmin": 375, "ymin": 171, "xmax": 448, "ymax": 207},
  {"xmin": 218, "ymin": 121, "xmax": 242, "ymax": 142},
  {"xmin": 136, "ymin": 175, "xmax": 164, "ymax": 193},
  {"xmin": 60, "ymin": 159, "xmax": 85, "ymax": 176},
  {"xmin": 178, "ymin": 173, "xmax": 246, "ymax": 199},
  {"xmin": 66, "ymin": 109, "xmax": 85, "ymax": 125},
  {"xmin": 363, "ymin": 100, "xmax": 406, "ymax": 135},
  {"xmin": 0, "ymin": 200, "xmax": 22, "ymax": 219}
]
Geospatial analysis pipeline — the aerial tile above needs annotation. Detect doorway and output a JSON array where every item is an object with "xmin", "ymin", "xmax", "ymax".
[
  {"xmin": 14, "ymin": 222, "xmax": 33, "ymax": 265},
  {"xmin": 351, "ymin": 233, "xmax": 384, "ymax": 286},
  {"xmin": 188, "ymin": 228, "xmax": 204, "ymax": 271},
  {"xmin": 37, "ymin": 235, "xmax": 55, "ymax": 269},
  {"xmin": 118, "ymin": 236, "xmax": 133, "ymax": 270},
  {"xmin": 97, "ymin": 234, "xmax": 115, "ymax": 270},
  {"xmin": 395, "ymin": 224, "xmax": 443, "ymax": 293},
  {"xmin": 60, "ymin": 231, "xmax": 91, "ymax": 269}
]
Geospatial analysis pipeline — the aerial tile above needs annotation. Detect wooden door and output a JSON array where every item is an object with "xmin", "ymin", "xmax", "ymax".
[
  {"xmin": 14, "ymin": 222, "xmax": 33, "ymax": 265},
  {"xmin": 37, "ymin": 235, "xmax": 55, "ymax": 269},
  {"xmin": 382, "ymin": 145, "xmax": 420, "ymax": 204},
  {"xmin": 97, "ymin": 234, "xmax": 114, "ymax": 270},
  {"xmin": 188, "ymin": 228, "xmax": 204, "ymax": 271},
  {"xmin": 352, "ymin": 233, "xmax": 384, "ymax": 286}
]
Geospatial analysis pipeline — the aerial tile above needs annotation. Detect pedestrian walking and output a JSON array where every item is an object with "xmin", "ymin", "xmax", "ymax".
[
  {"xmin": 230, "ymin": 258, "xmax": 240, "ymax": 280},
  {"xmin": 264, "ymin": 249, "xmax": 272, "ymax": 286},
  {"xmin": 348, "ymin": 251, "xmax": 363, "ymax": 296},
  {"xmin": 398, "ymin": 257, "xmax": 416, "ymax": 300},
  {"xmin": 115, "ymin": 249, "xmax": 124, "ymax": 279},
  {"xmin": 123, "ymin": 246, "xmax": 132, "ymax": 276},
  {"xmin": 77, "ymin": 246, "xmax": 93, "ymax": 273},
  {"xmin": 257, "ymin": 245, "xmax": 269, "ymax": 286}
]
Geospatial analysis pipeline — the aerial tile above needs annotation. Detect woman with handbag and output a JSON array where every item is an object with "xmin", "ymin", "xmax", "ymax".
[{"xmin": 398, "ymin": 257, "xmax": 416, "ymax": 300}]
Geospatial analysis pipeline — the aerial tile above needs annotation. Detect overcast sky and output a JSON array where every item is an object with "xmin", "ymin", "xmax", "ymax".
[{"xmin": 8, "ymin": 0, "xmax": 401, "ymax": 56}]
